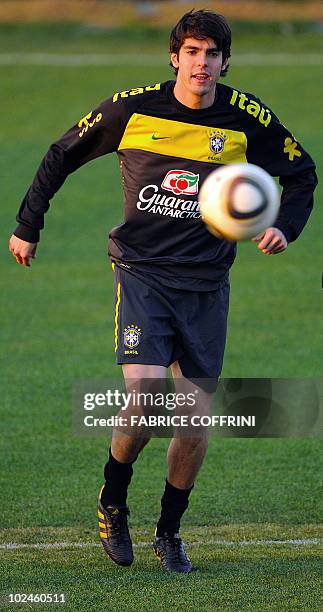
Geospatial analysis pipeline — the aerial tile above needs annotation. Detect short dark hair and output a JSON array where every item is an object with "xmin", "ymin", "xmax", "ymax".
[{"xmin": 169, "ymin": 9, "xmax": 231, "ymax": 77}]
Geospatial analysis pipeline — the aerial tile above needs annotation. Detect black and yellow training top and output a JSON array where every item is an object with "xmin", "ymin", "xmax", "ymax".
[{"xmin": 14, "ymin": 80, "xmax": 317, "ymax": 290}]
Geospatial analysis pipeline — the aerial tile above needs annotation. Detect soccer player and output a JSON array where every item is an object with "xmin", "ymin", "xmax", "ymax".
[{"xmin": 9, "ymin": 10, "xmax": 317, "ymax": 573}]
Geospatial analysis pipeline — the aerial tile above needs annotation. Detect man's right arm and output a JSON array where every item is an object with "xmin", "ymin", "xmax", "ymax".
[{"xmin": 10, "ymin": 95, "xmax": 126, "ymax": 263}]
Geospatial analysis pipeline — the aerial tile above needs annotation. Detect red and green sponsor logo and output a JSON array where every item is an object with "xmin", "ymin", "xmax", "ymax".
[{"xmin": 161, "ymin": 170, "xmax": 199, "ymax": 195}]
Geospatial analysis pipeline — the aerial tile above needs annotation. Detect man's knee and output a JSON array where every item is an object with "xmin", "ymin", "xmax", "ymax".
[{"xmin": 111, "ymin": 433, "xmax": 151, "ymax": 463}]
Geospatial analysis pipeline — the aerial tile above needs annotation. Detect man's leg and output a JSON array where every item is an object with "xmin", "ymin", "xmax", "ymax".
[
  {"xmin": 102, "ymin": 364, "xmax": 166, "ymax": 505},
  {"xmin": 169, "ymin": 362, "xmax": 211, "ymax": 467},
  {"xmin": 153, "ymin": 362, "xmax": 213, "ymax": 572},
  {"xmin": 99, "ymin": 364, "xmax": 166, "ymax": 566}
]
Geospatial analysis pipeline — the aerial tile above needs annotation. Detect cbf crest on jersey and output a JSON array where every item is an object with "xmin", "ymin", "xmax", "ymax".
[
  {"xmin": 209, "ymin": 132, "xmax": 226, "ymax": 155},
  {"xmin": 124, "ymin": 325, "xmax": 141, "ymax": 349},
  {"xmin": 208, "ymin": 129, "xmax": 228, "ymax": 162}
]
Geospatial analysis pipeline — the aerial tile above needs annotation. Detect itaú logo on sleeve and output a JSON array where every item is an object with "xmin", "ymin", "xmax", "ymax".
[{"xmin": 161, "ymin": 170, "xmax": 199, "ymax": 195}]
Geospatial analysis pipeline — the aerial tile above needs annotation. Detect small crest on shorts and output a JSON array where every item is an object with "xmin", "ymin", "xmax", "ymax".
[{"xmin": 124, "ymin": 325, "xmax": 141, "ymax": 349}]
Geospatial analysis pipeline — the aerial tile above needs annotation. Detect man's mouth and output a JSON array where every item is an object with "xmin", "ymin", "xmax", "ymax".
[{"xmin": 192, "ymin": 73, "xmax": 211, "ymax": 83}]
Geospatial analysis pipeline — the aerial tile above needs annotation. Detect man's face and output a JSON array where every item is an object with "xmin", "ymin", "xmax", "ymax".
[{"xmin": 171, "ymin": 37, "xmax": 228, "ymax": 108}]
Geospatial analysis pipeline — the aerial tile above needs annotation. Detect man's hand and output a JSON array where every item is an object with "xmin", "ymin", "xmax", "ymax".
[
  {"xmin": 251, "ymin": 227, "xmax": 288, "ymax": 255},
  {"xmin": 9, "ymin": 235, "xmax": 37, "ymax": 267}
]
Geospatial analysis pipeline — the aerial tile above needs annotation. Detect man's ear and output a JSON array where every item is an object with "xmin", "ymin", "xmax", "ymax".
[
  {"xmin": 222, "ymin": 59, "xmax": 229, "ymax": 71},
  {"xmin": 170, "ymin": 53, "xmax": 179, "ymax": 69}
]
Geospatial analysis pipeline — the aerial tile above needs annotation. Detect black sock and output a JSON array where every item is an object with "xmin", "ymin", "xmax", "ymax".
[
  {"xmin": 156, "ymin": 479, "xmax": 193, "ymax": 537},
  {"xmin": 101, "ymin": 448, "xmax": 136, "ymax": 508}
]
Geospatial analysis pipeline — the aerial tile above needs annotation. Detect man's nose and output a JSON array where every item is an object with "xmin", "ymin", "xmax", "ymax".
[{"xmin": 197, "ymin": 53, "xmax": 208, "ymax": 67}]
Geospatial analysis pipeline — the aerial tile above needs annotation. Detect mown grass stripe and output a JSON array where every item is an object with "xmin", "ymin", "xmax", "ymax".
[
  {"xmin": 0, "ymin": 53, "xmax": 322, "ymax": 66},
  {"xmin": 0, "ymin": 538, "xmax": 321, "ymax": 550}
]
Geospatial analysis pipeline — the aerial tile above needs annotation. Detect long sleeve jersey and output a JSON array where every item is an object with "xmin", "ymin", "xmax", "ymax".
[{"xmin": 14, "ymin": 80, "xmax": 317, "ymax": 290}]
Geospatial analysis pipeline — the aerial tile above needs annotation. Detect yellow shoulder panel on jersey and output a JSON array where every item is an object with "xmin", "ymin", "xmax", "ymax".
[
  {"xmin": 113, "ymin": 83, "xmax": 161, "ymax": 103},
  {"xmin": 118, "ymin": 114, "xmax": 247, "ymax": 164}
]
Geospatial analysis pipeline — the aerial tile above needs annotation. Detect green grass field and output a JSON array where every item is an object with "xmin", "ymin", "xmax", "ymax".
[{"xmin": 1, "ymin": 24, "xmax": 322, "ymax": 611}]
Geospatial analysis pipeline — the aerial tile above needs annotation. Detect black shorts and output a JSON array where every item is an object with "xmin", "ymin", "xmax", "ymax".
[{"xmin": 113, "ymin": 265, "xmax": 229, "ymax": 384}]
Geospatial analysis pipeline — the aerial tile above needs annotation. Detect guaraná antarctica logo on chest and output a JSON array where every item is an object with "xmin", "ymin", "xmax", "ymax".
[
  {"xmin": 136, "ymin": 170, "xmax": 201, "ymax": 220},
  {"xmin": 124, "ymin": 325, "xmax": 141, "ymax": 355},
  {"xmin": 161, "ymin": 170, "xmax": 199, "ymax": 196}
]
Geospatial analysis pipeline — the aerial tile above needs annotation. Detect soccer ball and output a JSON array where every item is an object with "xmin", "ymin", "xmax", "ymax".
[{"xmin": 199, "ymin": 163, "xmax": 280, "ymax": 241}]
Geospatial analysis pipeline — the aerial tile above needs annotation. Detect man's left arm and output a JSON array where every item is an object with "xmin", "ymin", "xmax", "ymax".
[{"xmin": 246, "ymin": 106, "xmax": 318, "ymax": 254}]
